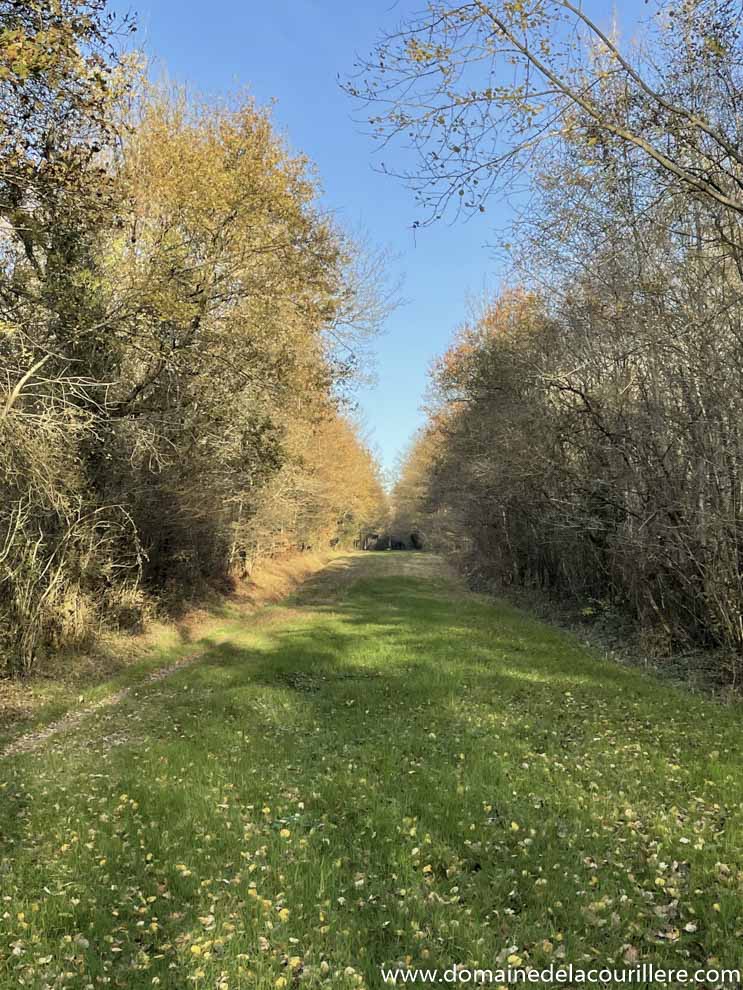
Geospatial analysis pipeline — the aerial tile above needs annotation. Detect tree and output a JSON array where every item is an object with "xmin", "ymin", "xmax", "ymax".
[
  {"xmin": 347, "ymin": 0, "xmax": 743, "ymax": 237},
  {"xmin": 1, "ymin": 65, "xmax": 390, "ymax": 674},
  {"xmin": 0, "ymin": 0, "xmax": 135, "ymax": 672},
  {"xmin": 363, "ymin": 0, "xmax": 743, "ymax": 671}
]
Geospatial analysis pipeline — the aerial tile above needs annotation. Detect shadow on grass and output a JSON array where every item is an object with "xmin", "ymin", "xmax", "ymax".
[{"xmin": 2, "ymin": 560, "xmax": 742, "ymax": 984}]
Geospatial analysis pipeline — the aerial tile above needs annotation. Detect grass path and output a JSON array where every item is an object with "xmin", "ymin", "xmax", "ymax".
[{"xmin": 2, "ymin": 553, "xmax": 742, "ymax": 988}]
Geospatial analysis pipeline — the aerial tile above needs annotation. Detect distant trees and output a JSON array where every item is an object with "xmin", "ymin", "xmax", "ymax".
[
  {"xmin": 389, "ymin": 429, "xmax": 443, "ymax": 550},
  {"xmin": 238, "ymin": 414, "xmax": 387, "ymax": 565},
  {"xmin": 0, "ymin": 3, "xmax": 387, "ymax": 674},
  {"xmin": 385, "ymin": 1, "xmax": 743, "ymax": 669}
]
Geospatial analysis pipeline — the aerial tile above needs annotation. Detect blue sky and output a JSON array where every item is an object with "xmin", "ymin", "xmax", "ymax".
[{"xmin": 129, "ymin": 0, "xmax": 636, "ymax": 478}]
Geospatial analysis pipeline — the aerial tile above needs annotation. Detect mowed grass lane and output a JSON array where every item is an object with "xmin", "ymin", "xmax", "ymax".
[{"xmin": 1, "ymin": 553, "xmax": 742, "ymax": 988}]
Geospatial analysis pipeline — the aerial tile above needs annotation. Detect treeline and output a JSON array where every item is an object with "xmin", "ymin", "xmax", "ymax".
[
  {"xmin": 387, "ymin": 0, "xmax": 743, "ymax": 667},
  {"xmin": 0, "ymin": 1, "xmax": 386, "ymax": 673}
]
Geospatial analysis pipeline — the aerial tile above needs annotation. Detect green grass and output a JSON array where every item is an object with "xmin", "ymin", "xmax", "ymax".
[
  {"xmin": 2, "ymin": 553, "xmax": 742, "ymax": 988},
  {"xmin": 0, "ymin": 604, "xmax": 238, "ymax": 753}
]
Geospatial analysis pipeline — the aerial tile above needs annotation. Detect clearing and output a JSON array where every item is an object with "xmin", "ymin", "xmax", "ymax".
[{"xmin": 1, "ymin": 552, "xmax": 741, "ymax": 988}]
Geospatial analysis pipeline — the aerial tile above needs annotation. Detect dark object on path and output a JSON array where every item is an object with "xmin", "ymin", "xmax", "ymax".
[{"xmin": 355, "ymin": 532, "xmax": 385, "ymax": 551}]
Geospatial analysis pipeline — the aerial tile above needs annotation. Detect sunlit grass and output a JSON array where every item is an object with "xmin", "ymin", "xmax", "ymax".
[
  {"xmin": 1, "ymin": 553, "xmax": 742, "ymax": 988},
  {"xmin": 0, "ymin": 553, "xmax": 336, "ymax": 753}
]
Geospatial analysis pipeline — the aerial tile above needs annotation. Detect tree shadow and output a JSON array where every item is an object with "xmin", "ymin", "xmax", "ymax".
[{"xmin": 3, "ymin": 559, "xmax": 742, "ymax": 983}]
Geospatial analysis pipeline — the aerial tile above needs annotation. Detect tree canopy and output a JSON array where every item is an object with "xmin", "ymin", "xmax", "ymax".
[
  {"xmin": 0, "ymin": 4, "xmax": 388, "ymax": 673},
  {"xmin": 386, "ymin": 0, "xmax": 743, "ymax": 670}
]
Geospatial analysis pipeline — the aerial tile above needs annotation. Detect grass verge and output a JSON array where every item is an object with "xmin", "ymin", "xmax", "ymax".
[{"xmin": 0, "ymin": 551, "xmax": 336, "ymax": 752}]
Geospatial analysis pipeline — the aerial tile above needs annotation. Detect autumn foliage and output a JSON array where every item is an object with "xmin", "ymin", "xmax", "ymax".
[
  {"xmin": 396, "ymin": 266, "xmax": 743, "ymax": 668},
  {"xmin": 0, "ymin": 2, "xmax": 386, "ymax": 673},
  {"xmin": 383, "ymin": 0, "xmax": 743, "ymax": 673}
]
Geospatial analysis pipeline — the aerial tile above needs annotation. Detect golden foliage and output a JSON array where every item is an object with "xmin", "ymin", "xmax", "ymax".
[{"xmin": 0, "ymin": 18, "xmax": 386, "ymax": 673}]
